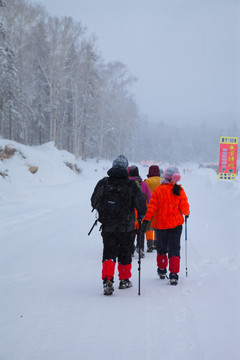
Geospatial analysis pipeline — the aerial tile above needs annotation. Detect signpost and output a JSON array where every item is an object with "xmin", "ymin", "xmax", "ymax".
[{"xmin": 218, "ymin": 136, "xmax": 238, "ymax": 180}]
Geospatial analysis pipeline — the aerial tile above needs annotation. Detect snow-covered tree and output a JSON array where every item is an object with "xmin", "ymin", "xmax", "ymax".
[{"xmin": 0, "ymin": 0, "xmax": 19, "ymax": 140}]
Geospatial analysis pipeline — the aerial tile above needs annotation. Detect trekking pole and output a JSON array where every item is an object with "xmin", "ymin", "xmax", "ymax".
[
  {"xmin": 88, "ymin": 219, "xmax": 98, "ymax": 236},
  {"xmin": 185, "ymin": 216, "xmax": 188, "ymax": 277},
  {"xmin": 137, "ymin": 220, "xmax": 142, "ymax": 295}
]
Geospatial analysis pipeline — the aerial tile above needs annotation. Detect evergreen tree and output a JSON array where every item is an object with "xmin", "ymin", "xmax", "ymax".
[{"xmin": 0, "ymin": 0, "xmax": 20, "ymax": 140}]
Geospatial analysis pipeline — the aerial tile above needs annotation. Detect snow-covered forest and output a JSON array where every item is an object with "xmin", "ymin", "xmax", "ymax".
[
  {"xmin": 0, "ymin": 0, "xmax": 239, "ymax": 163},
  {"xmin": 0, "ymin": 0, "xmax": 138, "ymax": 160}
]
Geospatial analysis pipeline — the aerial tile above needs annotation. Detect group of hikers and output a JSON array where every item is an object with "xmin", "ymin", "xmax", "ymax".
[{"xmin": 91, "ymin": 154, "xmax": 190, "ymax": 295}]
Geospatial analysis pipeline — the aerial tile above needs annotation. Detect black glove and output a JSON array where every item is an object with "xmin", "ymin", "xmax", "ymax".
[
  {"xmin": 185, "ymin": 214, "xmax": 189, "ymax": 219},
  {"xmin": 141, "ymin": 220, "xmax": 149, "ymax": 233}
]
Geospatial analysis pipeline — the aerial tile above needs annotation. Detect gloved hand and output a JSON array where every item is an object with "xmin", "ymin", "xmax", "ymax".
[
  {"xmin": 141, "ymin": 220, "xmax": 149, "ymax": 233},
  {"xmin": 185, "ymin": 214, "xmax": 189, "ymax": 219}
]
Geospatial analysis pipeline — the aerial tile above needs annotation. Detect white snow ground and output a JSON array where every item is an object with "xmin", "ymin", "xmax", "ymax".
[{"xmin": 0, "ymin": 139, "xmax": 239, "ymax": 360}]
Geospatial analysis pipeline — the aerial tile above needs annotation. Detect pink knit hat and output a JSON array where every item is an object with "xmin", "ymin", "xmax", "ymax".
[{"xmin": 164, "ymin": 167, "xmax": 181, "ymax": 183}]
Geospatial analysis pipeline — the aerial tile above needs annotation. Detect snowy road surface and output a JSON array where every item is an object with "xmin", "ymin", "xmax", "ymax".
[{"xmin": 0, "ymin": 141, "xmax": 239, "ymax": 360}]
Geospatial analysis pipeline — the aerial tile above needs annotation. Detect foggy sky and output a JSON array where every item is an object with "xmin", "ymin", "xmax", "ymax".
[{"xmin": 30, "ymin": 0, "xmax": 240, "ymax": 125}]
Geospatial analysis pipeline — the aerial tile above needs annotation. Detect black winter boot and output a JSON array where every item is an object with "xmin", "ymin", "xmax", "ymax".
[
  {"xmin": 119, "ymin": 279, "xmax": 133, "ymax": 289},
  {"xmin": 169, "ymin": 273, "xmax": 178, "ymax": 285},
  {"xmin": 103, "ymin": 277, "xmax": 114, "ymax": 295},
  {"xmin": 157, "ymin": 268, "xmax": 167, "ymax": 279},
  {"xmin": 147, "ymin": 240, "xmax": 154, "ymax": 252},
  {"xmin": 136, "ymin": 247, "xmax": 145, "ymax": 258}
]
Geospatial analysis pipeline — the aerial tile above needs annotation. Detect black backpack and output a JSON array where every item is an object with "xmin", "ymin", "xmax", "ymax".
[{"xmin": 98, "ymin": 178, "xmax": 132, "ymax": 225}]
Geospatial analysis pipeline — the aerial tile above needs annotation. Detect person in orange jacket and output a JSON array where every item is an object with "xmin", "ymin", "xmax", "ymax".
[
  {"xmin": 141, "ymin": 167, "xmax": 190, "ymax": 285},
  {"xmin": 144, "ymin": 165, "xmax": 162, "ymax": 252}
]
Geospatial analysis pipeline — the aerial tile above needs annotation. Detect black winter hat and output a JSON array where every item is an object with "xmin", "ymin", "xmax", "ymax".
[{"xmin": 129, "ymin": 165, "xmax": 139, "ymax": 177}]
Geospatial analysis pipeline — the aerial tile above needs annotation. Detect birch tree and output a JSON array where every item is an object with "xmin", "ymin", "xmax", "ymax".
[
  {"xmin": 45, "ymin": 16, "xmax": 86, "ymax": 148},
  {"xmin": 75, "ymin": 39, "xmax": 100, "ymax": 160},
  {"xmin": 97, "ymin": 61, "xmax": 137, "ymax": 159}
]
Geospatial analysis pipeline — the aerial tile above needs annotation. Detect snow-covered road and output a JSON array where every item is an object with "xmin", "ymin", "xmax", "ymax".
[{"xmin": 0, "ymin": 141, "xmax": 239, "ymax": 360}]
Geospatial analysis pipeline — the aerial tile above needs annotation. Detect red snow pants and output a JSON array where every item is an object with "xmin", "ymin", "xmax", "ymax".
[
  {"xmin": 155, "ymin": 225, "xmax": 182, "ymax": 274},
  {"xmin": 101, "ymin": 230, "xmax": 133, "ymax": 281}
]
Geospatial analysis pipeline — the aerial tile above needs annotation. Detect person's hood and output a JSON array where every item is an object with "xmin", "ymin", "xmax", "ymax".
[{"xmin": 107, "ymin": 166, "xmax": 129, "ymax": 179}]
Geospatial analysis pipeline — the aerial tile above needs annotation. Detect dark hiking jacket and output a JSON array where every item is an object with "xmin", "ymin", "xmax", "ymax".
[{"xmin": 91, "ymin": 166, "xmax": 147, "ymax": 232}]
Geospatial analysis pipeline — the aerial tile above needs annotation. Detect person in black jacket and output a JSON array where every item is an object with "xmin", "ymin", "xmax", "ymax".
[{"xmin": 91, "ymin": 155, "xmax": 147, "ymax": 295}]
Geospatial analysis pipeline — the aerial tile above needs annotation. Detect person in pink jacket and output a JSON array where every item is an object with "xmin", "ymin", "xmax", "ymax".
[
  {"xmin": 129, "ymin": 165, "xmax": 151, "ymax": 203},
  {"xmin": 129, "ymin": 165, "xmax": 151, "ymax": 257}
]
